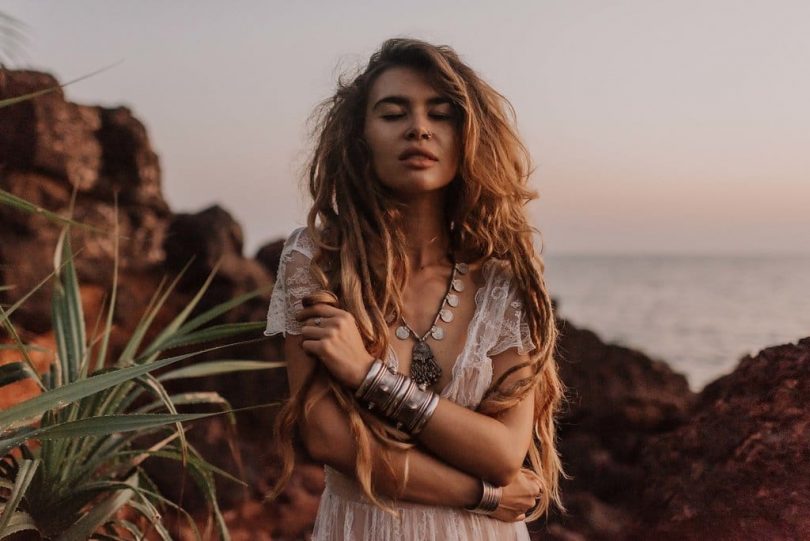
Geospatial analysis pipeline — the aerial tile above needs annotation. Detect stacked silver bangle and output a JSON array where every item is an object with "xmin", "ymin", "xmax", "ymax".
[
  {"xmin": 465, "ymin": 479, "xmax": 502, "ymax": 514},
  {"xmin": 355, "ymin": 359, "xmax": 440, "ymax": 435}
]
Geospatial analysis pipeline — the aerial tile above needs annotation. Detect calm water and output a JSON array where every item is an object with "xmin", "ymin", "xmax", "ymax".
[{"xmin": 543, "ymin": 254, "xmax": 810, "ymax": 391}]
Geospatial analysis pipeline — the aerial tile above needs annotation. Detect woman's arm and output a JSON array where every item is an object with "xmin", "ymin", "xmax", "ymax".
[
  {"xmin": 285, "ymin": 334, "xmax": 541, "ymax": 520},
  {"xmin": 295, "ymin": 304, "xmax": 536, "ymax": 487},
  {"xmin": 285, "ymin": 333, "xmax": 480, "ymax": 507}
]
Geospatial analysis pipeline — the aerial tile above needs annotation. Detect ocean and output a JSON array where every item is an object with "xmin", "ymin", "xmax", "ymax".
[{"xmin": 543, "ymin": 254, "xmax": 810, "ymax": 392}]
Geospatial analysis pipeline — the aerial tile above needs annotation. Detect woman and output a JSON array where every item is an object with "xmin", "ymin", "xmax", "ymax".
[{"xmin": 265, "ymin": 38, "xmax": 566, "ymax": 540}]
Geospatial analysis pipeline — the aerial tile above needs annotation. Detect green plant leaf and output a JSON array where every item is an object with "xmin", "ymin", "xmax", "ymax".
[
  {"xmin": 0, "ymin": 344, "xmax": 51, "ymax": 353},
  {"xmin": 0, "ymin": 509, "xmax": 38, "ymax": 538},
  {"xmin": 93, "ymin": 197, "xmax": 121, "ymax": 374},
  {"xmin": 0, "ymin": 342, "xmax": 243, "ymax": 435},
  {"xmin": 127, "ymin": 498, "xmax": 171, "ymax": 541},
  {"xmin": 0, "ymin": 458, "xmax": 39, "ymax": 536},
  {"xmin": 136, "ymin": 258, "xmax": 220, "ymax": 361},
  {"xmin": 0, "ymin": 361, "xmax": 36, "ymax": 388},
  {"xmin": 54, "ymin": 473, "xmax": 137, "ymax": 541},
  {"xmin": 117, "ymin": 260, "xmax": 191, "ymax": 366},
  {"xmin": 0, "ymin": 411, "xmax": 224, "ymax": 452},
  {"xmin": 152, "ymin": 321, "xmax": 265, "ymax": 352},
  {"xmin": 0, "ymin": 61, "xmax": 123, "ymax": 110},
  {"xmin": 176, "ymin": 285, "xmax": 273, "ymax": 335},
  {"xmin": 52, "ymin": 229, "xmax": 87, "ymax": 386},
  {"xmin": 0, "ymin": 188, "xmax": 99, "ymax": 231},
  {"xmin": 157, "ymin": 359, "xmax": 284, "ymax": 382}
]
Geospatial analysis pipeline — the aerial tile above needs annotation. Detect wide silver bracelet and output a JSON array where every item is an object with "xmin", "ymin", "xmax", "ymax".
[
  {"xmin": 354, "ymin": 359, "xmax": 385, "ymax": 399},
  {"xmin": 465, "ymin": 479, "xmax": 502, "ymax": 514},
  {"xmin": 355, "ymin": 359, "xmax": 439, "ymax": 435}
]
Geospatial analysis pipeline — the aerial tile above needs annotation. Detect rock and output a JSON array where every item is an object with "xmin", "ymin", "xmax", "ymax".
[
  {"xmin": 542, "ymin": 319, "xmax": 696, "ymax": 540},
  {"xmin": 629, "ymin": 338, "xmax": 810, "ymax": 540},
  {"xmin": 255, "ymin": 238, "xmax": 286, "ymax": 278},
  {"xmin": 0, "ymin": 69, "xmax": 169, "ymax": 332},
  {"xmin": 162, "ymin": 204, "xmax": 272, "ymax": 324}
]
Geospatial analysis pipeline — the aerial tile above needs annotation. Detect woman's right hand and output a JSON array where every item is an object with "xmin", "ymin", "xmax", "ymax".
[{"xmin": 489, "ymin": 468, "xmax": 543, "ymax": 522}]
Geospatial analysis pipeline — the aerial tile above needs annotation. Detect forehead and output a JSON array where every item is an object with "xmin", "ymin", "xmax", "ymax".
[{"xmin": 367, "ymin": 66, "xmax": 444, "ymax": 106}]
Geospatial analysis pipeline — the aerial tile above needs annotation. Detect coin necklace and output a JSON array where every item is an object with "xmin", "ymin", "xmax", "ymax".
[{"xmin": 395, "ymin": 259, "xmax": 470, "ymax": 390}]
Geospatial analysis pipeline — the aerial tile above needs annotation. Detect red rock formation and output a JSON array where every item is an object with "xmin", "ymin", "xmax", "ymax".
[
  {"xmin": 540, "ymin": 319, "xmax": 696, "ymax": 541},
  {"xmin": 629, "ymin": 338, "xmax": 810, "ymax": 541}
]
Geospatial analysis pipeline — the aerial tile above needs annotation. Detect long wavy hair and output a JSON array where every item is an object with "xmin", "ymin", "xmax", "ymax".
[{"xmin": 270, "ymin": 37, "xmax": 567, "ymax": 520}]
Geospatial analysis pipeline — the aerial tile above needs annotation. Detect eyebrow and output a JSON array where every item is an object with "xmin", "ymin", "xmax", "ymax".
[{"xmin": 371, "ymin": 95, "xmax": 452, "ymax": 111}]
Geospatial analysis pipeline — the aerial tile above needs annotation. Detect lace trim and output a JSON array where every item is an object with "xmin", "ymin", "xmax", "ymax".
[
  {"xmin": 264, "ymin": 227, "xmax": 319, "ymax": 338},
  {"xmin": 264, "ymin": 228, "xmax": 536, "ymax": 409}
]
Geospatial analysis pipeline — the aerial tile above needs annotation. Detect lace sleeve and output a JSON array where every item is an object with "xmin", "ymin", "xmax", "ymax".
[
  {"xmin": 264, "ymin": 227, "xmax": 320, "ymax": 337},
  {"xmin": 487, "ymin": 265, "xmax": 537, "ymax": 357}
]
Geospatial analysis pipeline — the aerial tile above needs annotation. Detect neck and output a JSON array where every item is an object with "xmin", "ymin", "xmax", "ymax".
[{"xmin": 399, "ymin": 193, "xmax": 451, "ymax": 272}]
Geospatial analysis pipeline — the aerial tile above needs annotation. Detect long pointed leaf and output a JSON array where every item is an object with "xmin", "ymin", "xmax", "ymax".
[
  {"xmin": 0, "ymin": 458, "xmax": 39, "ymax": 535},
  {"xmin": 157, "ymin": 360, "xmax": 284, "ymax": 382},
  {"xmin": 0, "ymin": 341, "xmax": 245, "ymax": 434},
  {"xmin": 94, "ymin": 197, "xmax": 120, "ymax": 374},
  {"xmin": 0, "ymin": 307, "xmax": 46, "ymax": 392},
  {"xmin": 53, "ymin": 230, "xmax": 86, "ymax": 386},
  {"xmin": 0, "ymin": 411, "xmax": 223, "ymax": 452},
  {"xmin": 137, "ymin": 258, "xmax": 219, "ymax": 360},
  {"xmin": 0, "ymin": 61, "xmax": 123, "ymax": 110},
  {"xmin": 0, "ymin": 188, "xmax": 98, "ymax": 231},
  {"xmin": 136, "ymin": 374, "xmax": 188, "ymax": 467},
  {"xmin": 177, "ymin": 285, "xmax": 273, "ymax": 335},
  {"xmin": 150, "ymin": 321, "xmax": 265, "ymax": 353},
  {"xmin": 117, "ymin": 260, "xmax": 192, "ymax": 366},
  {"xmin": 0, "ymin": 362, "xmax": 36, "ymax": 388},
  {"xmin": 0, "ymin": 509, "xmax": 38, "ymax": 538},
  {"xmin": 54, "ymin": 472, "xmax": 137, "ymax": 541}
]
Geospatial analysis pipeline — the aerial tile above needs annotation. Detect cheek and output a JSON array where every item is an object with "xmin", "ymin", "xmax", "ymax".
[{"xmin": 364, "ymin": 125, "xmax": 391, "ymax": 164}]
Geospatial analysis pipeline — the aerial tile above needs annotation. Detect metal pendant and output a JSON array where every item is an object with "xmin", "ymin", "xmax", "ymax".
[
  {"xmin": 452, "ymin": 279, "xmax": 465, "ymax": 292},
  {"xmin": 439, "ymin": 309, "xmax": 454, "ymax": 323},
  {"xmin": 396, "ymin": 326, "xmax": 410, "ymax": 340},
  {"xmin": 447, "ymin": 293, "xmax": 459, "ymax": 307},
  {"xmin": 456, "ymin": 262, "xmax": 469, "ymax": 274},
  {"xmin": 411, "ymin": 340, "xmax": 442, "ymax": 389}
]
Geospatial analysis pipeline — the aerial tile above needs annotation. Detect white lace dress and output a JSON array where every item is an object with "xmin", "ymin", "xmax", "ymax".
[{"xmin": 265, "ymin": 227, "xmax": 537, "ymax": 541}]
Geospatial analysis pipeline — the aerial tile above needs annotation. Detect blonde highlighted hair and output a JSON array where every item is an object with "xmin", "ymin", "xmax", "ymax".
[{"xmin": 270, "ymin": 37, "xmax": 567, "ymax": 520}]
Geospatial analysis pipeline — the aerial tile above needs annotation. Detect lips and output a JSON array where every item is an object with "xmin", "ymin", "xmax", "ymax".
[{"xmin": 398, "ymin": 148, "xmax": 438, "ymax": 161}]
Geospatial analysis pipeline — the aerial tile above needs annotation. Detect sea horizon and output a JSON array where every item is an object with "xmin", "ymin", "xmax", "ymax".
[{"xmin": 544, "ymin": 252, "xmax": 810, "ymax": 392}]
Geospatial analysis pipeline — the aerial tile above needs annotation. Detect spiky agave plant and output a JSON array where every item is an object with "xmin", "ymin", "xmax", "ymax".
[{"xmin": 0, "ymin": 220, "xmax": 280, "ymax": 539}]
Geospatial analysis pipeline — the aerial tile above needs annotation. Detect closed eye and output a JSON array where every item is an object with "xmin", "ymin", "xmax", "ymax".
[{"xmin": 381, "ymin": 113, "xmax": 405, "ymax": 120}]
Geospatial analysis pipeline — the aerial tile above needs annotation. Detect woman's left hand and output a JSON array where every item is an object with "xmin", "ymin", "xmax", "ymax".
[{"xmin": 295, "ymin": 303, "xmax": 375, "ymax": 389}]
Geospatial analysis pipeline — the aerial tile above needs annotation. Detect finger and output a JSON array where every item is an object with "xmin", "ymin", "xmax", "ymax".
[
  {"xmin": 295, "ymin": 304, "xmax": 344, "ymax": 322},
  {"xmin": 301, "ymin": 339, "xmax": 324, "ymax": 356},
  {"xmin": 300, "ymin": 326, "xmax": 332, "ymax": 339},
  {"xmin": 303, "ymin": 316, "xmax": 335, "ymax": 329}
]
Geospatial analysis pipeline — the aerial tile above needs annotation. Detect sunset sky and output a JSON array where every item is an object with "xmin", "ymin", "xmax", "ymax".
[{"xmin": 5, "ymin": 0, "xmax": 809, "ymax": 255}]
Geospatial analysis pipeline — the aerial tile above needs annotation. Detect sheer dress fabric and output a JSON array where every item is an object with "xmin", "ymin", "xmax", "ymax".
[{"xmin": 265, "ymin": 227, "xmax": 536, "ymax": 541}]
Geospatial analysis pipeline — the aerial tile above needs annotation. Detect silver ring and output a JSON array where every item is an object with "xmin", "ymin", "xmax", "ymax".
[{"xmin": 314, "ymin": 317, "xmax": 322, "ymax": 327}]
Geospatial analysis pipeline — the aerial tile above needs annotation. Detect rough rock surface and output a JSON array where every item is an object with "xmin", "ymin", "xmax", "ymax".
[
  {"xmin": 629, "ymin": 338, "xmax": 810, "ymax": 541},
  {"xmin": 540, "ymin": 319, "xmax": 696, "ymax": 541},
  {"xmin": 0, "ymin": 69, "xmax": 169, "ymax": 333}
]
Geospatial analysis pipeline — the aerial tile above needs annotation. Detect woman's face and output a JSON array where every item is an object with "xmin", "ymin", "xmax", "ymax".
[{"xmin": 363, "ymin": 66, "xmax": 460, "ymax": 197}]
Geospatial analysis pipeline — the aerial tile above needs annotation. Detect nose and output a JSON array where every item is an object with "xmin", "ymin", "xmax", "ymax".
[{"xmin": 406, "ymin": 126, "xmax": 433, "ymax": 140}]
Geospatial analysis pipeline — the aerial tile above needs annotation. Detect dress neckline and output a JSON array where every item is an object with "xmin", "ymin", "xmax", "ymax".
[{"xmin": 386, "ymin": 258, "xmax": 497, "ymax": 397}]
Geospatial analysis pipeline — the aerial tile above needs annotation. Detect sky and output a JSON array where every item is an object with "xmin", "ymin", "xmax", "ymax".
[{"xmin": 4, "ymin": 0, "xmax": 809, "ymax": 256}]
